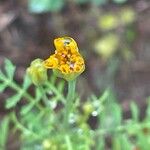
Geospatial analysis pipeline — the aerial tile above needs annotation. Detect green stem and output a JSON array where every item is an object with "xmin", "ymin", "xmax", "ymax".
[
  {"xmin": 65, "ymin": 135, "xmax": 73, "ymax": 150},
  {"xmin": 45, "ymin": 82, "xmax": 66, "ymax": 104},
  {"xmin": 38, "ymin": 86, "xmax": 49, "ymax": 106},
  {"xmin": 64, "ymin": 80, "xmax": 76, "ymax": 129}
]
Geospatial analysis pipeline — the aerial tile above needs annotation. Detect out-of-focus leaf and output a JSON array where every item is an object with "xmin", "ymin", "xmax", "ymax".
[
  {"xmin": 28, "ymin": 0, "xmax": 64, "ymax": 13},
  {"xmin": 0, "ymin": 83, "xmax": 7, "ymax": 92},
  {"xmin": 0, "ymin": 117, "xmax": 9, "ymax": 149},
  {"xmin": 120, "ymin": 7, "xmax": 135, "ymax": 24},
  {"xmin": 130, "ymin": 101, "xmax": 139, "ymax": 122},
  {"xmin": 137, "ymin": 132, "xmax": 150, "ymax": 150},
  {"xmin": 113, "ymin": 0, "xmax": 127, "ymax": 4},
  {"xmin": 98, "ymin": 14, "xmax": 118, "ymax": 30},
  {"xmin": 120, "ymin": 134, "xmax": 132, "ymax": 150},
  {"xmin": 111, "ymin": 103, "xmax": 122, "ymax": 126},
  {"xmin": 94, "ymin": 34, "xmax": 119, "ymax": 60},
  {"xmin": 22, "ymin": 74, "xmax": 31, "ymax": 90},
  {"xmin": 97, "ymin": 135, "xmax": 105, "ymax": 150},
  {"xmin": 75, "ymin": 0, "xmax": 89, "ymax": 4},
  {"xmin": 21, "ymin": 88, "xmax": 42, "ymax": 115},
  {"xmin": 100, "ymin": 102, "xmax": 122, "ymax": 131},
  {"xmin": 21, "ymin": 102, "xmax": 35, "ymax": 115},
  {"xmin": 4, "ymin": 59, "xmax": 16, "ymax": 80},
  {"xmin": 121, "ymin": 47, "xmax": 134, "ymax": 61},
  {"xmin": 6, "ymin": 93, "xmax": 22, "ymax": 109},
  {"xmin": 92, "ymin": 0, "xmax": 107, "ymax": 5},
  {"xmin": 0, "ymin": 70, "xmax": 5, "ymax": 80},
  {"xmin": 125, "ymin": 27, "xmax": 136, "ymax": 43},
  {"xmin": 112, "ymin": 135, "xmax": 121, "ymax": 150},
  {"xmin": 112, "ymin": 134, "xmax": 132, "ymax": 150}
]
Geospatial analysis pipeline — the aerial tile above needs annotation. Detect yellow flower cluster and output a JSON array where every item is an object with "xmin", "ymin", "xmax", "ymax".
[{"xmin": 44, "ymin": 37, "xmax": 85, "ymax": 80}]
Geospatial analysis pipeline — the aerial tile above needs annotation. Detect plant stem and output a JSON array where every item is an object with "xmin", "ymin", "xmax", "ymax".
[
  {"xmin": 64, "ymin": 80, "xmax": 76, "ymax": 129},
  {"xmin": 39, "ymin": 86, "xmax": 49, "ymax": 106},
  {"xmin": 65, "ymin": 134, "xmax": 73, "ymax": 150},
  {"xmin": 45, "ymin": 82, "xmax": 66, "ymax": 104}
]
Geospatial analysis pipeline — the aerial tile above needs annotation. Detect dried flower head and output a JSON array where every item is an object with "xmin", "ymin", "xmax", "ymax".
[{"xmin": 44, "ymin": 37, "xmax": 85, "ymax": 81}]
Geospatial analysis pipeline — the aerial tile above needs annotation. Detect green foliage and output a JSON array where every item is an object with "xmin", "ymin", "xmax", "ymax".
[
  {"xmin": 113, "ymin": 0, "xmax": 127, "ymax": 4},
  {"xmin": 130, "ymin": 101, "xmax": 139, "ymax": 122},
  {"xmin": 0, "ymin": 117, "xmax": 9, "ymax": 150},
  {"xmin": 91, "ymin": 0, "xmax": 108, "ymax": 5},
  {"xmin": 28, "ymin": 0, "xmax": 129, "ymax": 13},
  {"xmin": 0, "ymin": 59, "xmax": 150, "ymax": 150},
  {"xmin": 28, "ymin": 0, "xmax": 64, "ymax": 13}
]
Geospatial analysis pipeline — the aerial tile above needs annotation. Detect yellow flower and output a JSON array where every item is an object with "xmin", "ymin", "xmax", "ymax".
[
  {"xmin": 54, "ymin": 37, "xmax": 78, "ymax": 53},
  {"xmin": 44, "ymin": 37, "xmax": 85, "ymax": 81}
]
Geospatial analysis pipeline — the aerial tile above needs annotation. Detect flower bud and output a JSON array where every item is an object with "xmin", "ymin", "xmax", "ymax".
[
  {"xmin": 27, "ymin": 59, "xmax": 47, "ymax": 86},
  {"xmin": 83, "ymin": 102, "xmax": 94, "ymax": 115}
]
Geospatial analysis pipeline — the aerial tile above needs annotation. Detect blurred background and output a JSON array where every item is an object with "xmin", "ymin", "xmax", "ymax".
[{"xmin": 0, "ymin": 0, "xmax": 150, "ymax": 141}]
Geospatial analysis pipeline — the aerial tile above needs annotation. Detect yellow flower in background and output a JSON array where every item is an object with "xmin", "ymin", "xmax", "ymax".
[{"xmin": 44, "ymin": 37, "xmax": 85, "ymax": 81}]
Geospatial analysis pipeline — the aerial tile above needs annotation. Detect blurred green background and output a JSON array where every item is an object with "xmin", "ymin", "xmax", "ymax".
[{"xmin": 0, "ymin": 0, "xmax": 150, "ymax": 149}]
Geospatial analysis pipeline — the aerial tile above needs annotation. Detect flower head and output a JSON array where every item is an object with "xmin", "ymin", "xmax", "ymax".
[
  {"xmin": 27, "ymin": 59, "xmax": 47, "ymax": 86},
  {"xmin": 44, "ymin": 37, "xmax": 85, "ymax": 81}
]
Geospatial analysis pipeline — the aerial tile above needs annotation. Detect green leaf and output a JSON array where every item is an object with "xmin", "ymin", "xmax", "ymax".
[
  {"xmin": 112, "ymin": 135, "xmax": 121, "ymax": 150},
  {"xmin": 22, "ymin": 74, "xmax": 31, "ymax": 90},
  {"xmin": 92, "ymin": 0, "xmax": 107, "ymax": 5},
  {"xmin": 99, "ymin": 89, "xmax": 110, "ymax": 103},
  {"xmin": 21, "ymin": 88, "xmax": 42, "ymax": 115},
  {"xmin": 100, "ymin": 103, "xmax": 122, "ymax": 130},
  {"xmin": 130, "ymin": 101, "xmax": 139, "ymax": 122},
  {"xmin": 137, "ymin": 132, "xmax": 150, "ymax": 150},
  {"xmin": 120, "ymin": 134, "xmax": 132, "ymax": 150},
  {"xmin": 112, "ymin": 134, "xmax": 132, "ymax": 150},
  {"xmin": 113, "ymin": 0, "xmax": 127, "ymax": 4},
  {"xmin": 0, "ymin": 83, "xmax": 7, "ymax": 92},
  {"xmin": 4, "ymin": 59, "xmax": 16, "ymax": 80},
  {"xmin": 0, "ymin": 70, "xmax": 5, "ymax": 80},
  {"xmin": 97, "ymin": 135, "xmax": 105, "ymax": 150},
  {"xmin": 28, "ymin": 0, "xmax": 64, "ymax": 13},
  {"xmin": 21, "ymin": 102, "xmax": 35, "ymax": 115},
  {"xmin": 112, "ymin": 103, "xmax": 122, "ymax": 126},
  {"xmin": 6, "ymin": 93, "xmax": 22, "ymax": 109},
  {"xmin": 0, "ymin": 117, "xmax": 9, "ymax": 149}
]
